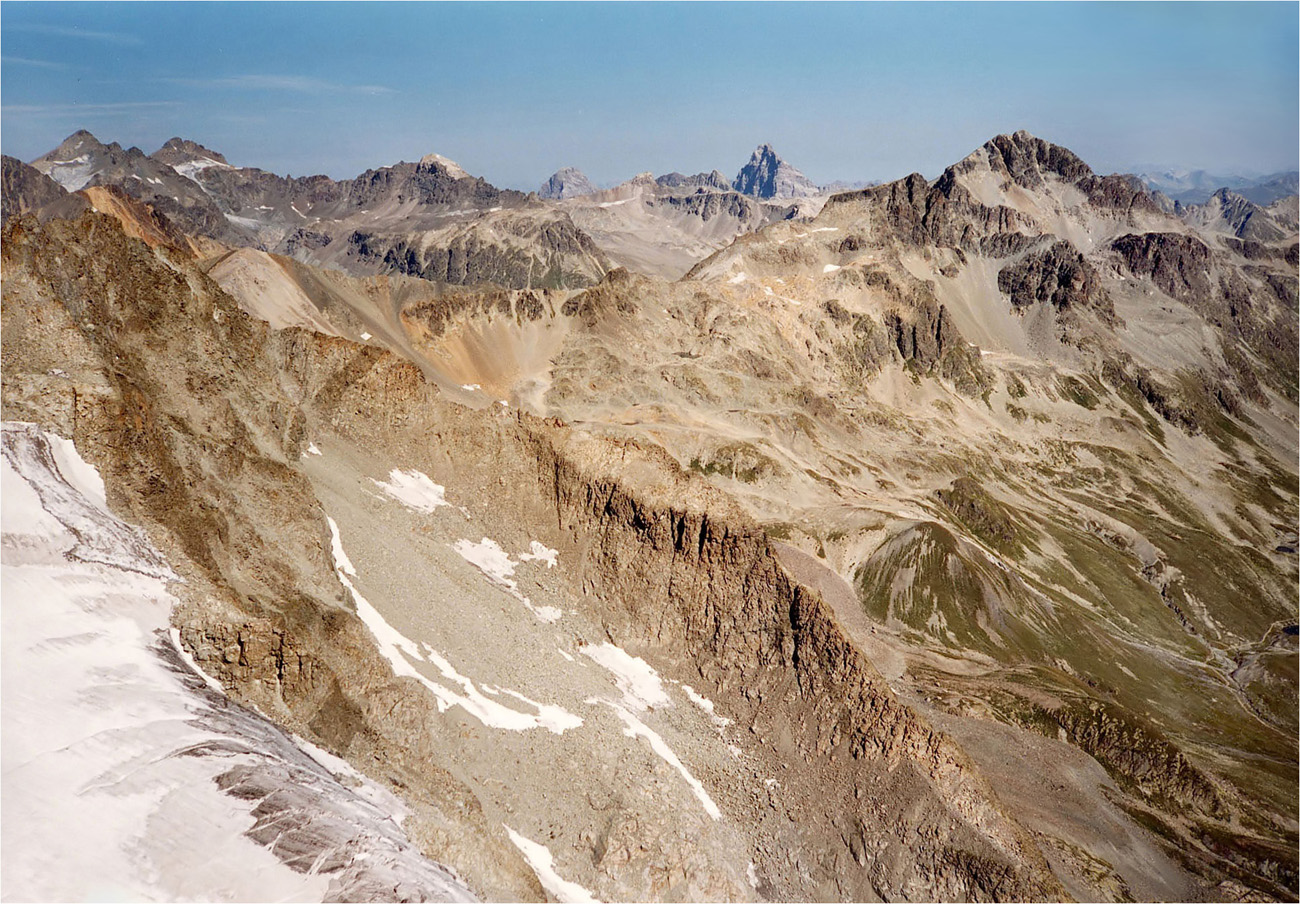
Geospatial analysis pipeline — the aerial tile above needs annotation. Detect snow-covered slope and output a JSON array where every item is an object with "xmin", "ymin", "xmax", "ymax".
[{"xmin": 0, "ymin": 421, "xmax": 477, "ymax": 903}]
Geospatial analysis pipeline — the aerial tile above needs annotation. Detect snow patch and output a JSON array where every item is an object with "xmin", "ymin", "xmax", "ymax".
[
  {"xmin": 172, "ymin": 158, "xmax": 230, "ymax": 184},
  {"xmin": 453, "ymin": 537, "xmax": 562, "ymax": 622},
  {"xmin": 360, "ymin": 331, "xmax": 372, "ymax": 340},
  {"xmin": 581, "ymin": 643, "xmax": 670, "ymax": 711},
  {"xmin": 306, "ymin": 442, "xmax": 323, "ymax": 456},
  {"xmin": 680, "ymin": 684, "xmax": 732, "ymax": 728},
  {"xmin": 44, "ymin": 155, "xmax": 95, "ymax": 191},
  {"xmin": 373, "ymin": 468, "xmax": 450, "ymax": 513},
  {"xmin": 461, "ymin": 383, "xmax": 482, "ymax": 391},
  {"xmin": 505, "ymin": 827, "xmax": 601, "ymax": 903},
  {"xmin": 518, "ymin": 540, "xmax": 559, "ymax": 568},
  {"xmin": 727, "ymin": 272, "xmax": 747, "ymax": 285},
  {"xmin": 822, "ymin": 264, "xmax": 841, "ymax": 273},
  {"xmin": 596, "ymin": 701, "xmax": 721, "ymax": 819}
]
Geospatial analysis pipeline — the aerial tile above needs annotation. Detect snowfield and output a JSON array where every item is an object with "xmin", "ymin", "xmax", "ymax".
[{"xmin": 1, "ymin": 423, "xmax": 477, "ymax": 903}]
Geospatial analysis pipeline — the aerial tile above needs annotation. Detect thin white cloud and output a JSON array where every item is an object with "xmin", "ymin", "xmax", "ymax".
[
  {"xmin": 2, "ymin": 101, "xmax": 183, "ymax": 118},
  {"xmin": 2, "ymin": 56, "xmax": 69, "ymax": 70},
  {"xmin": 166, "ymin": 75, "xmax": 395, "ymax": 96},
  {"xmin": 8, "ymin": 24, "xmax": 141, "ymax": 45}
]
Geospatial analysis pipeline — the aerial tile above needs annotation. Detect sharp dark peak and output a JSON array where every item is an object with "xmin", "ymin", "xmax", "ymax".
[
  {"xmin": 981, "ymin": 130, "xmax": 1094, "ymax": 187},
  {"xmin": 733, "ymin": 143, "xmax": 817, "ymax": 199}
]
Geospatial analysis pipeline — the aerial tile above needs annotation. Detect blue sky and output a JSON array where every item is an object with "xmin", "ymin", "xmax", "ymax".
[{"xmin": 2, "ymin": 2, "xmax": 1296, "ymax": 189}]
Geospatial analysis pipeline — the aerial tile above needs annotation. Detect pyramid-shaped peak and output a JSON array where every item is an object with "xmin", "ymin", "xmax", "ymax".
[
  {"xmin": 44, "ymin": 130, "xmax": 109, "ymax": 159},
  {"xmin": 733, "ymin": 143, "xmax": 817, "ymax": 199}
]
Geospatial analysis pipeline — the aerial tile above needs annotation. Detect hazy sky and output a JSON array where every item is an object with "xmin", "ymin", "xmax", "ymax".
[{"xmin": 2, "ymin": 2, "xmax": 1297, "ymax": 189}]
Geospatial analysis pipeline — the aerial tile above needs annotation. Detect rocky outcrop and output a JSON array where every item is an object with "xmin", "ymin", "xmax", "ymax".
[
  {"xmin": 348, "ymin": 158, "xmax": 517, "ymax": 210},
  {"xmin": 1179, "ymin": 188, "xmax": 1287, "ymax": 243},
  {"xmin": 527, "ymin": 432, "xmax": 1063, "ymax": 901},
  {"xmin": 347, "ymin": 210, "xmax": 611, "ymax": 289},
  {"xmin": 885, "ymin": 292, "xmax": 992, "ymax": 396},
  {"xmin": 1111, "ymin": 232, "xmax": 1297, "ymax": 399},
  {"xmin": 559, "ymin": 267, "xmax": 646, "ymax": 325},
  {"xmin": 1111, "ymin": 232, "xmax": 1213, "ymax": 305},
  {"xmin": 825, "ymin": 171, "xmax": 1039, "ymax": 256},
  {"xmin": 400, "ymin": 286, "xmax": 558, "ymax": 339},
  {"xmin": 733, "ymin": 144, "xmax": 819, "ymax": 200},
  {"xmin": 998, "ymin": 240, "xmax": 1117, "ymax": 323},
  {"xmin": 150, "ymin": 136, "xmax": 231, "ymax": 168},
  {"xmin": 647, "ymin": 189, "xmax": 765, "ymax": 224},
  {"xmin": 969, "ymin": 131, "xmax": 1159, "ymax": 216}
]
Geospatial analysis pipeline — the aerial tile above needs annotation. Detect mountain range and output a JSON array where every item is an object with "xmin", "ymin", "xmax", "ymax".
[
  {"xmin": 1139, "ymin": 167, "xmax": 1300, "ymax": 206},
  {"xmin": 2, "ymin": 127, "xmax": 1297, "ymax": 904}
]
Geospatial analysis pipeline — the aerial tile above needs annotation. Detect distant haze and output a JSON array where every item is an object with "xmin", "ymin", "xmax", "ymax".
[{"xmin": 2, "ymin": 2, "xmax": 1296, "ymax": 189}]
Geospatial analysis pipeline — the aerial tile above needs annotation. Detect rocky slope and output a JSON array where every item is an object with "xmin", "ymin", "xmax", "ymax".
[
  {"xmin": 4, "ymin": 209, "xmax": 1077, "ymax": 902},
  {"xmin": 1177, "ymin": 188, "xmax": 1289, "ymax": 243},
  {"xmin": 2, "ymin": 128, "xmax": 1296, "ymax": 903}
]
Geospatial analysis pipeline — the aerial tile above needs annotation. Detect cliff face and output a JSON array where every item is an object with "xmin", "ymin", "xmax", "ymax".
[
  {"xmin": 2, "ymin": 211, "xmax": 1063, "ymax": 901},
  {"xmin": 527, "ymin": 432, "xmax": 1060, "ymax": 900}
]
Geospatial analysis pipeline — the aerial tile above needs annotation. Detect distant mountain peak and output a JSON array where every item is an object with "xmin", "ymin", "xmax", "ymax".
[
  {"xmin": 153, "ymin": 137, "xmax": 229, "ymax": 166},
  {"xmin": 655, "ymin": 170, "xmax": 731, "ymax": 192},
  {"xmin": 978, "ymin": 130, "xmax": 1094, "ymax": 188},
  {"xmin": 733, "ymin": 144, "xmax": 818, "ymax": 199},
  {"xmin": 47, "ymin": 129, "xmax": 109, "ymax": 159},
  {"xmin": 539, "ymin": 167, "xmax": 596, "ymax": 199}
]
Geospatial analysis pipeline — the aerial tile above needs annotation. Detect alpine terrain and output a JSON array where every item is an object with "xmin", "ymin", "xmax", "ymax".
[{"xmin": 2, "ymin": 128, "xmax": 1296, "ymax": 903}]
